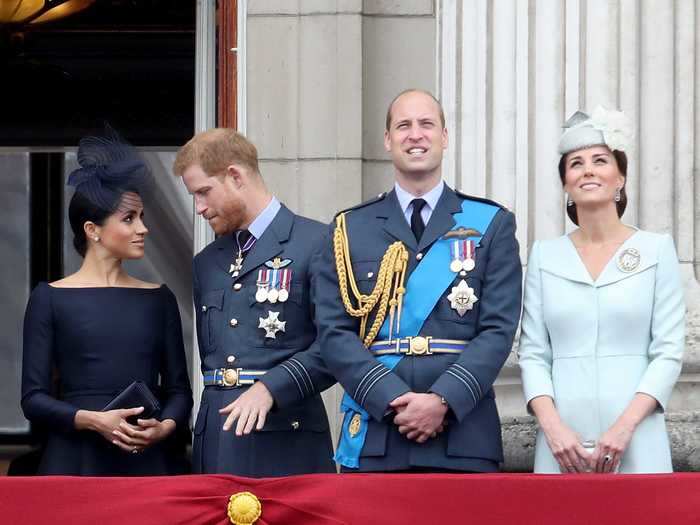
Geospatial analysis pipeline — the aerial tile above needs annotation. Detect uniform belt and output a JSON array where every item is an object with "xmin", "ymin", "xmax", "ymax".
[
  {"xmin": 203, "ymin": 368, "xmax": 267, "ymax": 388},
  {"xmin": 368, "ymin": 337, "xmax": 468, "ymax": 356}
]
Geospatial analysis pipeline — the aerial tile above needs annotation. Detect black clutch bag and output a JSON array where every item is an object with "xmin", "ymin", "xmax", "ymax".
[{"xmin": 103, "ymin": 381, "xmax": 161, "ymax": 424}]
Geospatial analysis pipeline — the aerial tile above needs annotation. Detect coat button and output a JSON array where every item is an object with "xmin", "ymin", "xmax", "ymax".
[
  {"xmin": 229, "ymin": 318, "xmax": 238, "ymax": 327},
  {"xmin": 202, "ymin": 305, "xmax": 207, "ymax": 312},
  {"xmin": 291, "ymin": 420, "xmax": 300, "ymax": 430},
  {"xmin": 227, "ymin": 355, "xmax": 236, "ymax": 364},
  {"xmin": 367, "ymin": 272, "xmax": 374, "ymax": 279},
  {"xmin": 233, "ymin": 283, "xmax": 242, "ymax": 291},
  {"xmin": 416, "ymin": 253, "xmax": 423, "ymax": 261}
]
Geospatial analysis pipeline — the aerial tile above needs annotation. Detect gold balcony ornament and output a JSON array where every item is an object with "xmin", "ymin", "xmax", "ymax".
[
  {"xmin": 0, "ymin": 0, "xmax": 95, "ymax": 25},
  {"xmin": 228, "ymin": 492, "xmax": 262, "ymax": 525}
]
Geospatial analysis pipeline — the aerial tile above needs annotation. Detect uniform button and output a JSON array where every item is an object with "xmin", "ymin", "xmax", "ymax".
[
  {"xmin": 226, "ymin": 355, "xmax": 236, "ymax": 364},
  {"xmin": 367, "ymin": 272, "xmax": 374, "ymax": 279},
  {"xmin": 291, "ymin": 420, "xmax": 300, "ymax": 430},
  {"xmin": 202, "ymin": 305, "xmax": 207, "ymax": 312},
  {"xmin": 416, "ymin": 253, "xmax": 423, "ymax": 261},
  {"xmin": 233, "ymin": 283, "xmax": 242, "ymax": 291},
  {"xmin": 229, "ymin": 318, "xmax": 238, "ymax": 327}
]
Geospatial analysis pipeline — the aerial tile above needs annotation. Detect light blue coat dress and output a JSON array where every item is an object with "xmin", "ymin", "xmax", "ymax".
[{"xmin": 519, "ymin": 229, "xmax": 685, "ymax": 473}]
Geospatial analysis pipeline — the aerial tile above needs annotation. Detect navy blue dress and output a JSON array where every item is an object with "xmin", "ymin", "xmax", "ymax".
[{"xmin": 21, "ymin": 283, "xmax": 193, "ymax": 475}]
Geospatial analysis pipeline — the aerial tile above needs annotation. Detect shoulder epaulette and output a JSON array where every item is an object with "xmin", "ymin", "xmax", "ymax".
[
  {"xmin": 455, "ymin": 190, "xmax": 508, "ymax": 211},
  {"xmin": 333, "ymin": 192, "xmax": 387, "ymax": 219}
]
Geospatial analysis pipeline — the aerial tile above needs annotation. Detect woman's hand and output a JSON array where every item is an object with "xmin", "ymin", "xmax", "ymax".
[
  {"xmin": 112, "ymin": 418, "xmax": 177, "ymax": 454},
  {"xmin": 591, "ymin": 421, "xmax": 634, "ymax": 473},
  {"xmin": 591, "ymin": 393, "xmax": 659, "ymax": 473},
  {"xmin": 541, "ymin": 419, "xmax": 591, "ymax": 473},
  {"xmin": 74, "ymin": 407, "xmax": 145, "ymax": 451},
  {"xmin": 529, "ymin": 396, "xmax": 590, "ymax": 474}
]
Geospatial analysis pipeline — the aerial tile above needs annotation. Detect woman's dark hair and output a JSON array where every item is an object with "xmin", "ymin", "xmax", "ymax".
[
  {"xmin": 68, "ymin": 190, "xmax": 121, "ymax": 257},
  {"xmin": 558, "ymin": 149, "xmax": 628, "ymax": 226}
]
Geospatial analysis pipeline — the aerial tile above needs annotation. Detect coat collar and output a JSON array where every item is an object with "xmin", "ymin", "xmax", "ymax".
[
  {"xmin": 214, "ymin": 204, "xmax": 294, "ymax": 279},
  {"xmin": 375, "ymin": 185, "xmax": 462, "ymax": 252},
  {"xmin": 538, "ymin": 229, "xmax": 659, "ymax": 287}
]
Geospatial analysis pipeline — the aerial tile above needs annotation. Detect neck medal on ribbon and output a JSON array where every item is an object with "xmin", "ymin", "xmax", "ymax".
[{"xmin": 229, "ymin": 233, "xmax": 256, "ymax": 278}]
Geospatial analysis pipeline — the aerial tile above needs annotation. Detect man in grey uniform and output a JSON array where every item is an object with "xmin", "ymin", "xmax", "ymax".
[{"xmin": 174, "ymin": 129, "xmax": 335, "ymax": 477}]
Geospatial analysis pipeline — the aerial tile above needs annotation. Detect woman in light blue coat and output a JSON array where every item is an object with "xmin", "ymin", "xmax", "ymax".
[{"xmin": 519, "ymin": 107, "xmax": 685, "ymax": 474}]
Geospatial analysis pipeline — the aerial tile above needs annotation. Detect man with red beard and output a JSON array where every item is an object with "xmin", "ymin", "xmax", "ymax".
[{"xmin": 174, "ymin": 129, "xmax": 335, "ymax": 477}]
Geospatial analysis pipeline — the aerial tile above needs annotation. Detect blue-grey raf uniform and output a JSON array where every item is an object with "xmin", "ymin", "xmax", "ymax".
[
  {"xmin": 192, "ymin": 201, "xmax": 336, "ymax": 477},
  {"xmin": 314, "ymin": 185, "xmax": 522, "ymax": 472}
]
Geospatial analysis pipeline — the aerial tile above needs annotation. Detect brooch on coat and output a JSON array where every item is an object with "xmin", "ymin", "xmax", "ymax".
[{"xmin": 616, "ymin": 248, "xmax": 641, "ymax": 273}]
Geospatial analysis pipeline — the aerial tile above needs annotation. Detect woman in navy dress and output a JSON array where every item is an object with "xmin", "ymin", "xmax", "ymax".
[{"xmin": 21, "ymin": 132, "xmax": 193, "ymax": 475}]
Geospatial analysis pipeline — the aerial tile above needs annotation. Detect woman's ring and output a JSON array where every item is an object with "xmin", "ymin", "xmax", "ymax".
[{"xmin": 603, "ymin": 454, "xmax": 612, "ymax": 462}]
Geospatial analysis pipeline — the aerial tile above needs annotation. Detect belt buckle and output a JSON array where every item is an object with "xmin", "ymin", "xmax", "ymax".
[
  {"xmin": 221, "ymin": 368, "xmax": 240, "ymax": 387},
  {"xmin": 407, "ymin": 336, "xmax": 432, "ymax": 356}
]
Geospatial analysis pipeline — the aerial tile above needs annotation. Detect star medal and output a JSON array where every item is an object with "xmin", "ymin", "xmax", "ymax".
[
  {"xmin": 267, "ymin": 269, "xmax": 279, "ymax": 303},
  {"xmin": 255, "ymin": 269, "xmax": 269, "ymax": 303},
  {"xmin": 258, "ymin": 310, "xmax": 286, "ymax": 339},
  {"xmin": 278, "ymin": 268, "xmax": 292, "ymax": 303},
  {"xmin": 447, "ymin": 279, "xmax": 478, "ymax": 317}
]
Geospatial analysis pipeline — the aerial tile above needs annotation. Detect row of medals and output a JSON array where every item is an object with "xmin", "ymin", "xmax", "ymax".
[
  {"xmin": 255, "ymin": 268, "xmax": 291, "ymax": 304},
  {"xmin": 450, "ymin": 239, "xmax": 476, "ymax": 275}
]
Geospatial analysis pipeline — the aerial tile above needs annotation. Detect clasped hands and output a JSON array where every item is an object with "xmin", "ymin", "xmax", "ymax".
[
  {"xmin": 389, "ymin": 392, "xmax": 449, "ymax": 443},
  {"xmin": 78, "ymin": 407, "xmax": 176, "ymax": 454},
  {"xmin": 543, "ymin": 419, "xmax": 633, "ymax": 474}
]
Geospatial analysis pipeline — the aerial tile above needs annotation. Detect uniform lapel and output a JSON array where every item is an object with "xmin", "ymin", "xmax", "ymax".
[
  {"xmin": 377, "ymin": 190, "xmax": 418, "ymax": 251},
  {"xmin": 213, "ymin": 233, "xmax": 238, "ymax": 274},
  {"xmin": 416, "ymin": 185, "xmax": 460, "ymax": 253},
  {"xmin": 238, "ymin": 205, "xmax": 293, "ymax": 279}
]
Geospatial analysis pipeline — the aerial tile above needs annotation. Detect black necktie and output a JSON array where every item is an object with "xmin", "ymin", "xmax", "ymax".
[{"xmin": 410, "ymin": 198, "xmax": 427, "ymax": 242}]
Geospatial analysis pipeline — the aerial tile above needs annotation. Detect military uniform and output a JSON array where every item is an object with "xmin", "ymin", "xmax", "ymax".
[
  {"xmin": 192, "ymin": 203, "xmax": 335, "ymax": 477},
  {"xmin": 314, "ymin": 185, "xmax": 522, "ymax": 472}
]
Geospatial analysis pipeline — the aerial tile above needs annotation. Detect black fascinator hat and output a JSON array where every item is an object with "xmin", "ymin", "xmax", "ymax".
[
  {"xmin": 67, "ymin": 126, "xmax": 153, "ymax": 257},
  {"xmin": 67, "ymin": 125, "xmax": 152, "ymax": 212}
]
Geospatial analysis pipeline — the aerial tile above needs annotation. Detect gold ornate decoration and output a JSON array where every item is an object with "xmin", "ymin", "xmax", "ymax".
[
  {"xmin": 222, "ymin": 368, "xmax": 239, "ymax": 387},
  {"xmin": 334, "ymin": 212, "xmax": 409, "ymax": 347},
  {"xmin": 442, "ymin": 227, "xmax": 482, "ymax": 240},
  {"xmin": 348, "ymin": 413, "xmax": 362, "ymax": 437},
  {"xmin": 228, "ymin": 492, "xmax": 262, "ymax": 525}
]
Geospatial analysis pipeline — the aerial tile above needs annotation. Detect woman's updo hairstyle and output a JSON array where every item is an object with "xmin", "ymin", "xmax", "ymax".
[
  {"xmin": 557, "ymin": 107, "xmax": 633, "ymax": 226},
  {"xmin": 67, "ymin": 126, "xmax": 152, "ymax": 257}
]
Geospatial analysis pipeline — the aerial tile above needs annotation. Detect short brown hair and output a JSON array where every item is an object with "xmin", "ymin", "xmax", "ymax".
[
  {"xmin": 173, "ymin": 128, "xmax": 259, "ymax": 178},
  {"xmin": 559, "ymin": 150, "xmax": 628, "ymax": 225},
  {"xmin": 385, "ymin": 89, "xmax": 446, "ymax": 131}
]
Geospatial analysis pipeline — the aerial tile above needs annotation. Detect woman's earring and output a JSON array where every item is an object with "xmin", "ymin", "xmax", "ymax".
[
  {"xmin": 93, "ymin": 236, "xmax": 100, "ymax": 242},
  {"xmin": 566, "ymin": 194, "xmax": 574, "ymax": 207},
  {"xmin": 614, "ymin": 187, "xmax": 621, "ymax": 203}
]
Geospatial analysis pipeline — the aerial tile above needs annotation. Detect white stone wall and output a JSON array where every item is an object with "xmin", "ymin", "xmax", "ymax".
[{"xmin": 439, "ymin": 0, "xmax": 700, "ymax": 470}]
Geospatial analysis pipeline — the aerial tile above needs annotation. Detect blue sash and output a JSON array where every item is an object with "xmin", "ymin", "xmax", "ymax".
[{"xmin": 334, "ymin": 198, "xmax": 500, "ymax": 468}]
